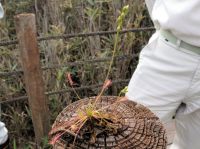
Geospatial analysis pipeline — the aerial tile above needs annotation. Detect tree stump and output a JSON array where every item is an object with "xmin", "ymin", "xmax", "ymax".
[{"xmin": 51, "ymin": 96, "xmax": 167, "ymax": 149}]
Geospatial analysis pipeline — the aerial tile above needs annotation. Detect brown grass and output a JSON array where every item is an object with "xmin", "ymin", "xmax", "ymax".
[{"xmin": 0, "ymin": 0, "xmax": 153, "ymax": 148}]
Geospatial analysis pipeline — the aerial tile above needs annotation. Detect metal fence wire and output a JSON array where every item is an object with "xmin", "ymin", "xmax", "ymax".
[
  {"xmin": 0, "ymin": 27, "xmax": 155, "ymax": 104},
  {"xmin": 0, "ymin": 54, "xmax": 137, "ymax": 77},
  {"xmin": 0, "ymin": 27, "xmax": 154, "ymax": 47}
]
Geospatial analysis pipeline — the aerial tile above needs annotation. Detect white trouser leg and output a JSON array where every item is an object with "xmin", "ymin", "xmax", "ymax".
[
  {"xmin": 126, "ymin": 32, "xmax": 200, "ymax": 148},
  {"xmin": 170, "ymin": 110, "xmax": 200, "ymax": 149}
]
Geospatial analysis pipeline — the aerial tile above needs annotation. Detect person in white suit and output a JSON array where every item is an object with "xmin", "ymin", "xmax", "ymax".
[
  {"xmin": 126, "ymin": 0, "xmax": 200, "ymax": 149},
  {"xmin": 0, "ymin": 2, "xmax": 3, "ymax": 18},
  {"xmin": 0, "ymin": 2, "xmax": 9, "ymax": 149}
]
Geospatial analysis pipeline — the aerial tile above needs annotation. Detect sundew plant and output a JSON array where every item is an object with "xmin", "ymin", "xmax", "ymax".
[{"xmin": 49, "ymin": 5, "xmax": 129, "ymax": 146}]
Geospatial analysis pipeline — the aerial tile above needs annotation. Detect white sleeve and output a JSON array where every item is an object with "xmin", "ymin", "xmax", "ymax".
[
  {"xmin": 0, "ymin": 2, "xmax": 4, "ymax": 19},
  {"xmin": 0, "ymin": 121, "xmax": 8, "ymax": 145},
  {"xmin": 145, "ymin": 0, "xmax": 156, "ymax": 18}
]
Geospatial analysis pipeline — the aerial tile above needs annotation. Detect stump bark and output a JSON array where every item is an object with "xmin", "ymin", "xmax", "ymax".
[{"xmin": 51, "ymin": 96, "xmax": 167, "ymax": 149}]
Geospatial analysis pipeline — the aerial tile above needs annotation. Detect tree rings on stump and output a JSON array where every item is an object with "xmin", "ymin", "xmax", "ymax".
[{"xmin": 51, "ymin": 96, "xmax": 167, "ymax": 149}]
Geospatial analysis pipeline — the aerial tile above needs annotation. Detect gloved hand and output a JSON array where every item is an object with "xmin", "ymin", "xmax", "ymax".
[{"xmin": 0, "ymin": 121, "xmax": 9, "ymax": 148}]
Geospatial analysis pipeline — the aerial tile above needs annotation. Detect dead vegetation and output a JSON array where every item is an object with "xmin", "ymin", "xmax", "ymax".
[{"xmin": 0, "ymin": 0, "xmax": 154, "ymax": 148}]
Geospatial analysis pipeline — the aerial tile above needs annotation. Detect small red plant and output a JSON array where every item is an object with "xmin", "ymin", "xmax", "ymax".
[{"xmin": 49, "ymin": 5, "xmax": 129, "ymax": 147}]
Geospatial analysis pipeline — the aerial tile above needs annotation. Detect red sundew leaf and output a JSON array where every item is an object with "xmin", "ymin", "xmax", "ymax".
[
  {"xmin": 70, "ymin": 124, "xmax": 79, "ymax": 132},
  {"xmin": 49, "ymin": 132, "xmax": 64, "ymax": 145},
  {"xmin": 117, "ymin": 97, "xmax": 128, "ymax": 102},
  {"xmin": 49, "ymin": 116, "xmax": 80, "ymax": 135},
  {"xmin": 66, "ymin": 73, "xmax": 74, "ymax": 86},
  {"xmin": 102, "ymin": 79, "xmax": 112, "ymax": 90}
]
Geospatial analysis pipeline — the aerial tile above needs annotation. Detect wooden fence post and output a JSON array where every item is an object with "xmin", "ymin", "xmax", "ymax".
[{"xmin": 14, "ymin": 13, "xmax": 50, "ymax": 144}]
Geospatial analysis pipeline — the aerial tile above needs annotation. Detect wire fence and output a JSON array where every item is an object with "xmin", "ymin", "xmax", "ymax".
[
  {"xmin": 0, "ymin": 54, "xmax": 137, "ymax": 77},
  {"xmin": 0, "ymin": 79, "xmax": 129, "ymax": 104},
  {"xmin": 0, "ymin": 27, "xmax": 154, "ymax": 104},
  {"xmin": 0, "ymin": 27, "xmax": 154, "ymax": 47}
]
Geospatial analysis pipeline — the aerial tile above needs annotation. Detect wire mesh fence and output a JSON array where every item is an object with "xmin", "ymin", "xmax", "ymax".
[
  {"xmin": 0, "ymin": 27, "xmax": 154, "ymax": 105},
  {"xmin": 0, "ymin": 27, "xmax": 154, "ymax": 47}
]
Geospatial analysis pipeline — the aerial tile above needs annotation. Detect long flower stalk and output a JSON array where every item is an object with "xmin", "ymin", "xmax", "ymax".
[{"xmin": 94, "ymin": 5, "xmax": 129, "ymax": 104}]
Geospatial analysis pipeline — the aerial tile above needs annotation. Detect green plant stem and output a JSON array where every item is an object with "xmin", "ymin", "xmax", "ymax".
[
  {"xmin": 105, "ymin": 31, "xmax": 120, "ymax": 84},
  {"xmin": 72, "ymin": 86, "xmax": 82, "ymax": 100},
  {"xmin": 94, "ymin": 31, "xmax": 120, "ymax": 104}
]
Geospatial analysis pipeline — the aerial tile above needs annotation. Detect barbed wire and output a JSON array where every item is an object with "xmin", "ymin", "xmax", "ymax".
[
  {"xmin": 0, "ymin": 27, "xmax": 154, "ymax": 47},
  {"xmin": 0, "ymin": 79, "xmax": 129, "ymax": 104},
  {"xmin": 0, "ymin": 54, "xmax": 137, "ymax": 77}
]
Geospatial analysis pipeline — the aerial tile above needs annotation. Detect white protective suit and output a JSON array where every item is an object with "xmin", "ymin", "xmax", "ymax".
[{"xmin": 126, "ymin": 1, "xmax": 200, "ymax": 149}]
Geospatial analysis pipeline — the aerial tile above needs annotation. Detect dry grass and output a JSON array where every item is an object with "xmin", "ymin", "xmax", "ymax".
[{"xmin": 0, "ymin": 0, "xmax": 153, "ymax": 148}]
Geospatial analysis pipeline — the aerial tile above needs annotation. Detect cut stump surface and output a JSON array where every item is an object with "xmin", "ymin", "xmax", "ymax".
[{"xmin": 51, "ymin": 96, "xmax": 167, "ymax": 149}]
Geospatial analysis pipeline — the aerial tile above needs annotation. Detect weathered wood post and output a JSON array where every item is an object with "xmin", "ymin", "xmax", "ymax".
[{"xmin": 14, "ymin": 13, "xmax": 50, "ymax": 144}]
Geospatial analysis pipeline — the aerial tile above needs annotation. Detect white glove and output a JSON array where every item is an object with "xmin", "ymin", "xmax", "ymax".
[
  {"xmin": 0, "ymin": 121, "xmax": 8, "ymax": 145},
  {"xmin": 0, "ymin": 2, "xmax": 4, "ymax": 19}
]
